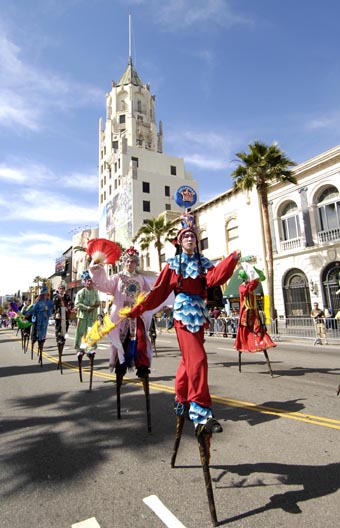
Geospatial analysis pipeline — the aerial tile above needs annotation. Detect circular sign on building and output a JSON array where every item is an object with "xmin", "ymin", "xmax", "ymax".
[{"xmin": 174, "ymin": 185, "xmax": 197, "ymax": 209}]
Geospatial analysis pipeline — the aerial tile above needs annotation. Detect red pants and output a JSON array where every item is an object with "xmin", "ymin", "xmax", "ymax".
[
  {"xmin": 135, "ymin": 317, "xmax": 149, "ymax": 367},
  {"xmin": 174, "ymin": 321, "xmax": 211, "ymax": 408}
]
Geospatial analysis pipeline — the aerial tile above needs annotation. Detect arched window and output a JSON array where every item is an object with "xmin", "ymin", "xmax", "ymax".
[
  {"xmin": 226, "ymin": 218, "xmax": 239, "ymax": 254},
  {"xmin": 282, "ymin": 268, "xmax": 311, "ymax": 317},
  {"xmin": 199, "ymin": 230, "xmax": 209, "ymax": 252},
  {"xmin": 281, "ymin": 201, "xmax": 300, "ymax": 240},
  {"xmin": 321, "ymin": 262, "xmax": 340, "ymax": 312},
  {"xmin": 317, "ymin": 185, "xmax": 340, "ymax": 235}
]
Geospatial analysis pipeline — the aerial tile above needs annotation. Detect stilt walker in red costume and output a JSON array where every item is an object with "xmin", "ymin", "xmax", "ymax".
[
  {"xmin": 121, "ymin": 185, "xmax": 241, "ymax": 525},
  {"xmin": 124, "ymin": 218, "xmax": 240, "ymax": 429},
  {"xmin": 235, "ymin": 263, "xmax": 276, "ymax": 376}
]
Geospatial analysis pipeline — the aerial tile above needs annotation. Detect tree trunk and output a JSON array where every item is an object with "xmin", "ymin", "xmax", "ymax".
[
  {"xmin": 157, "ymin": 249, "xmax": 162, "ymax": 272},
  {"xmin": 156, "ymin": 237, "xmax": 162, "ymax": 271},
  {"xmin": 260, "ymin": 191, "xmax": 275, "ymax": 322}
]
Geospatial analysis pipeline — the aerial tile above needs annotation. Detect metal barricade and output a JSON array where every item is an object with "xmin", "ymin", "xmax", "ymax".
[
  {"xmin": 154, "ymin": 317, "xmax": 168, "ymax": 333},
  {"xmin": 157, "ymin": 315, "xmax": 340, "ymax": 342},
  {"xmin": 270, "ymin": 317, "xmax": 340, "ymax": 341},
  {"xmin": 204, "ymin": 316, "xmax": 238, "ymax": 337}
]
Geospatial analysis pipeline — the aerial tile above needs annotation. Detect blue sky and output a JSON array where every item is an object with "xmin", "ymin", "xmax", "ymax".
[{"xmin": 1, "ymin": 0, "xmax": 340, "ymax": 296}]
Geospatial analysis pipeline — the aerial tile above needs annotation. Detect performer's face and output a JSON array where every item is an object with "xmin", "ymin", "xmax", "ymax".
[
  {"xmin": 181, "ymin": 231, "xmax": 196, "ymax": 255},
  {"xmin": 84, "ymin": 279, "xmax": 93, "ymax": 289},
  {"xmin": 125, "ymin": 258, "xmax": 137, "ymax": 273},
  {"xmin": 58, "ymin": 286, "xmax": 66, "ymax": 296}
]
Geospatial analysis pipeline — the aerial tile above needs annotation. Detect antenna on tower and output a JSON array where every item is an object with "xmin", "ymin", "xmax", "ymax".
[
  {"xmin": 128, "ymin": 13, "xmax": 132, "ymax": 64},
  {"xmin": 128, "ymin": 13, "xmax": 137, "ymax": 67}
]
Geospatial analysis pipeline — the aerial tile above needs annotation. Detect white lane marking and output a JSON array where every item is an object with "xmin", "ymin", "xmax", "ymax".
[
  {"xmin": 71, "ymin": 517, "xmax": 101, "ymax": 528},
  {"xmin": 143, "ymin": 495, "xmax": 186, "ymax": 528}
]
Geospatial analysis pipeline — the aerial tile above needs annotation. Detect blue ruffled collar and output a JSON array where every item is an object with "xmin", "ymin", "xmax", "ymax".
[{"xmin": 167, "ymin": 252, "xmax": 213, "ymax": 278}]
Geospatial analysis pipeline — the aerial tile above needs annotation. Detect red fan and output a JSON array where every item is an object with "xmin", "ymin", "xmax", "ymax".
[{"xmin": 86, "ymin": 238, "xmax": 121, "ymax": 265}]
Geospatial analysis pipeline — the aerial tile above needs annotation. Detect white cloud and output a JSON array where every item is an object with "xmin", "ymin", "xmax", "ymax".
[
  {"xmin": 0, "ymin": 160, "xmax": 98, "ymax": 189},
  {"xmin": 167, "ymin": 128, "xmax": 236, "ymax": 171},
  {"xmin": 0, "ymin": 165, "xmax": 27, "ymax": 183},
  {"xmin": 0, "ymin": 33, "xmax": 102, "ymax": 132},
  {"xmin": 148, "ymin": 0, "xmax": 251, "ymax": 30},
  {"xmin": 1, "ymin": 254, "xmax": 56, "ymax": 295},
  {"xmin": 5, "ymin": 189, "xmax": 98, "ymax": 224},
  {"xmin": 0, "ymin": 231, "xmax": 72, "ymax": 295},
  {"xmin": 307, "ymin": 116, "xmax": 337, "ymax": 130},
  {"xmin": 184, "ymin": 154, "xmax": 227, "ymax": 170},
  {"xmin": 62, "ymin": 171, "xmax": 98, "ymax": 191},
  {"xmin": 0, "ymin": 89, "xmax": 42, "ymax": 130}
]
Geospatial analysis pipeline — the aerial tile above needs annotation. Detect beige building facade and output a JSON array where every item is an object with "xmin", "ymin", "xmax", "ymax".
[
  {"xmin": 141, "ymin": 146, "xmax": 340, "ymax": 320},
  {"xmin": 98, "ymin": 58, "xmax": 198, "ymax": 248},
  {"xmin": 269, "ymin": 144, "xmax": 340, "ymax": 318}
]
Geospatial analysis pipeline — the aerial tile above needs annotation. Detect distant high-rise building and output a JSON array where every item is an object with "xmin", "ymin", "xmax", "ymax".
[{"xmin": 98, "ymin": 57, "xmax": 199, "ymax": 247}]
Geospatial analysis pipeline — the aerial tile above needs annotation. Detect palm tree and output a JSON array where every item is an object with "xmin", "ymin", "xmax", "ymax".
[
  {"xmin": 133, "ymin": 215, "xmax": 178, "ymax": 271},
  {"xmin": 230, "ymin": 141, "xmax": 297, "ymax": 320},
  {"xmin": 32, "ymin": 276, "xmax": 47, "ymax": 289}
]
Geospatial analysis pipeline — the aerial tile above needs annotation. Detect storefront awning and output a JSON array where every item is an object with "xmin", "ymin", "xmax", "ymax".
[{"xmin": 223, "ymin": 269, "xmax": 263, "ymax": 299}]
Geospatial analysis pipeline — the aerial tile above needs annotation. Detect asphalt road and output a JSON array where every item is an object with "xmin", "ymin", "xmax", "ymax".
[{"xmin": 1, "ymin": 325, "xmax": 340, "ymax": 528}]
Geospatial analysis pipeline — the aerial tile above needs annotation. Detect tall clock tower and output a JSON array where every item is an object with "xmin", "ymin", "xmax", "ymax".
[{"xmin": 98, "ymin": 57, "xmax": 199, "ymax": 249}]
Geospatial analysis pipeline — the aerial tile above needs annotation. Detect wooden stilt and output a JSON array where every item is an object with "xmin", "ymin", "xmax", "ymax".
[
  {"xmin": 197, "ymin": 432, "xmax": 218, "ymax": 527},
  {"xmin": 57, "ymin": 342, "xmax": 64, "ymax": 374},
  {"xmin": 38, "ymin": 341, "xmax": 43, "ymax": 367},
  {"xmin": 170, "ymin": 412, "xmax": 219, "ymax": 526},
  {"xmin": 238, "ymin": 350, "xmax": 242, "ymax": 372},
  {"xmin": 151, "ymin": 335, "xmax": 157, "ymax": 357},
  {"xmin": 171, "ymin": 415, "xmax": 185, "ymax": 468},
  {"xmin": 116, "ymin": 372, "xmax": 123, "ymax": 420},
  {"xmin": 337, "ymin": 384, "xmax": 340, "ymax": 396},
  {"xmin": 141, "ymin": 375, "xmax": 152, "ymax": 433},
  {"xmin": 88, "ymin": 353, "xmax": 95, "ymax": 391},
  {"xmin": 78, "ymin": 354, "xmax": 83, "ymax": 382},
  {"xmin": 23, "ymin": 334, "xmax": 29, "ymax": 354},
  {"xmin": 31, "ymin": 340, "xmax": 35, "ymax": 360},
  {"xmin": 263, "ymin": 349, "xmax": 273, "ymax": 377}
]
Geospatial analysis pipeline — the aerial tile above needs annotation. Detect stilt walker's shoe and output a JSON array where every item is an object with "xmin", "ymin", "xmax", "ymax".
[
  {"xmin": 173, "ymin": 400, "xmax": 189, "ymax": 419},
  {"xmin": 174, "ymin": 401, "xmax": 186, "ymax": 416},
  {"xmin": 136, "ymin": 365, "xmax": 150, "ymax": 378},
  {"xmin": 196, "ymin": 418, "xmax": 223, "ymax": 437}
]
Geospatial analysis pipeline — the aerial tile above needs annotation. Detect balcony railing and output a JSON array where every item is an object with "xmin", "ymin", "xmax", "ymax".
[
  {"xmin": 318, "ymin": 227, "xmax": 340, "ymax": 243},
  {"xmin": 280, "ymin": 237, "xmax": 302, "ymax": 252}
]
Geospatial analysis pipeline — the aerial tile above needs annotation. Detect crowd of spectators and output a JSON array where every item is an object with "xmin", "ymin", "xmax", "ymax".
[{"xmin": 207, "ymin": 306, "xmax": 240, "ymax": 338}]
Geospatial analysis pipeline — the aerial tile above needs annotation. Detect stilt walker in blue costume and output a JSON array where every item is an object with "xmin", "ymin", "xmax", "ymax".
[{"xmin": 25, "ymin": 286, "xmax": 53, "ymax": 367}]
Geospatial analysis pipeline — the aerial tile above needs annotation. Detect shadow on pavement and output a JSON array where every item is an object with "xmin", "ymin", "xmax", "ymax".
[{"xmin": 212, "ymin": 460, "xmax": 340, "ymax": 523}]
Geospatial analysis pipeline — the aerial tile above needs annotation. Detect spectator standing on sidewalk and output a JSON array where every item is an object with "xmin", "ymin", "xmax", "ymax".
[{"xmin": 311, "ymin": 302, "xmax": 328, "ymax": 345}]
